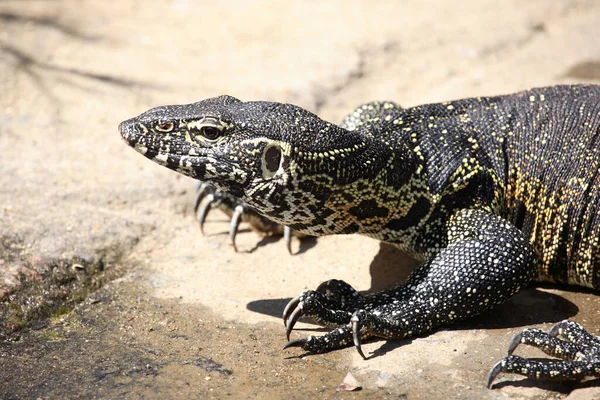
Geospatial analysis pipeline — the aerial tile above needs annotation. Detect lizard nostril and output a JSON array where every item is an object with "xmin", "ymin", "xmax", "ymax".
[{"xmin": 118, "ymin": 119, "xmax": 133, "ymax": 134}]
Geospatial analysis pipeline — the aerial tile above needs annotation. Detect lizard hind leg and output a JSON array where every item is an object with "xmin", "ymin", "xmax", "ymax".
[{"xmin": 487, "ymin": 356, "xmax": 600, "ymax": 388}]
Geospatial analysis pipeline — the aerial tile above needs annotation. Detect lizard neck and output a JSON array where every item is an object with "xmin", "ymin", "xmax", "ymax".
[{"xmin": 251, "ymin": 125, "xmax": 418, "ymax": 237}]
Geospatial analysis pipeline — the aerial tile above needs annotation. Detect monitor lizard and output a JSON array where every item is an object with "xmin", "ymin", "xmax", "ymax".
[{"xmin": 119, "ymin": 84, "xmax": 600, "ymax": 387}]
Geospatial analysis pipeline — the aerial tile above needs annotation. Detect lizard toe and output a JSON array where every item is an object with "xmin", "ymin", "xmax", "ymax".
[
  {"xmin": 285, "ymin": 306, "xmax": 304, "ymax": 341},
  {"xmin": 282, "ymin": 327, "xmax": 354, "ymax": 355}
]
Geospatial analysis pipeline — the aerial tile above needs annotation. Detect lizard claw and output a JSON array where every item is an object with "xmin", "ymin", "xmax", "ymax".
[
  {"xmin": 285, "ymin": 306, "xmax": 304, "ymax": 341},
  {"xmin": 194, "ymin": 183, "xmax": 211, "ymax": 213},
  {"xmin": 507, "ymin": 332, "xmax": 523, "ymax": 355},
  {"xmin": 548, "ymin": 324, "xmax": 560, "ymax": 338},
  {"xmin": 547, "ymin": 319, "xmax": 570, "ymax": 337},
  {"xmin": 486, "ymin": 360, "xmax": 504, "ymax": 389},
  {"xmin": 351, "ymin": 313, "xmax": 366, "ymax": 359},
  {"xmin": 282, "ymin": 296, "xmax": 301, "ymax": 327},
  {"xmin": 282, "ymin": 338, "xmax": 307, "ymax": 350},
  {"xmin": 197, "ymin": 193, "xmax": 215, "ymax": 235},
  {"xmin": 485, "ymin": 333, "xmax": 522, "ymax": 388},
  {"xmin": 229, "ymin": 205, "xmax": 244, "ymax": 252},
  {"xmin": 284, "ymin": 226, "xmax": 293, "ymax": 255}
]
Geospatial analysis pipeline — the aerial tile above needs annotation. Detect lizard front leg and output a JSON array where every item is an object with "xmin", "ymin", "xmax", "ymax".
[
  {"xmin": 194, "ymin": 182, "xmax": 304, "ymax": 253},
  {"xmin": 283, "ymin": 209, "xmax": 537, "ymax": 356}
]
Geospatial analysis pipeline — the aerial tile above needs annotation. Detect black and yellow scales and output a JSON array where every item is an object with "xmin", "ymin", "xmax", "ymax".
[{"xmin": 120, "ymin": 84, "xmax": 600, "ymax": 388}]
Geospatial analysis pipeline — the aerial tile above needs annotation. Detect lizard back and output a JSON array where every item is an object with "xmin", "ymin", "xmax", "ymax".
[{"xmin": 403, "ymin": 85, "xmax": 600, "ymax": 289}]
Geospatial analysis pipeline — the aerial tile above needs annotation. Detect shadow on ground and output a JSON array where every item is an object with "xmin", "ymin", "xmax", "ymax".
[{"xmin": 247, "ymin": 242, "xmax": 579, "ymax": 331}]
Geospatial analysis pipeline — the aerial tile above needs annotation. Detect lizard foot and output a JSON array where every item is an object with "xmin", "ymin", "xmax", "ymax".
[
  {"xmin": 193, "ymin": 182, "xmax": 304, "ymax": 253},
  {"xmin": 283, "ymin": 280, "xmax": 364, "ymax": 333},
  {"xmin": 487, "ymin": 320, "xmax": 600, "ymax": 388},
  {"xmin": 282, "ymin": 305, "xmax": 402, "ymax": 359},
  {"xmin": 284, "ymin": 280, "xmax": 396, "ymax": 357}
]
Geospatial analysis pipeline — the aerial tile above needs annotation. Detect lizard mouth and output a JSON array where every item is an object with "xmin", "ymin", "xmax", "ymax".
[
  {"xmin": 119, "ymin": 118, "xmax": 206, "ymax": 157},
  {"xmin": 119, "ymin": 118, "xmax": 210, "ymax": 178},
  {"xmin": 118, "ymin": 117, "xmax": 249, "ymax": 188}
]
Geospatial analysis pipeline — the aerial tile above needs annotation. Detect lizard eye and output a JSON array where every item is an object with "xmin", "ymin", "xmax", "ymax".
[
  {"xmin": 156, "ymin": 122, "xmax": 174, "ymax": 132},
  {"xmin": 200, "ymin": 126, "xmax": 221, "ymax": 141}
]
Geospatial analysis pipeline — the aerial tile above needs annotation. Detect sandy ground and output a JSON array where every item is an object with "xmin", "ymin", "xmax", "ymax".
[{"xmin": 1, "ymin": 0, "xmax": 600, "ymax": 398}]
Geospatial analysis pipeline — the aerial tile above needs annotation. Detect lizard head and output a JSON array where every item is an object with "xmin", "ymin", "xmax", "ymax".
[{"xmin": 120, "ymin": 96, "xmax": 415, "ymax": 235}]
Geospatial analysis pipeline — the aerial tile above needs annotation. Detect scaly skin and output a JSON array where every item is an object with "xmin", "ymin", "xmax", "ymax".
[{"xmin": 120, "ymin": 85, "xmax": 600, "ymax": 387}]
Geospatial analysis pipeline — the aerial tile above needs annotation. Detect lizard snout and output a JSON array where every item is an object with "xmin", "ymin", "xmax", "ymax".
[{"xmin": 118, "ymin": 118, "xmax": 135, "ymax": 136}]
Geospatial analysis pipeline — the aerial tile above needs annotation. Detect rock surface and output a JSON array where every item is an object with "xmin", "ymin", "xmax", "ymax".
[{"xmin": 1, "ymin": 0, "xmax": 599, "ymax": 398}]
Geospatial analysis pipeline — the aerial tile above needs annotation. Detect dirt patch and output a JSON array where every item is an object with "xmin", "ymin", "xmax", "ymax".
[
  {"xmin": 0, "ymin": 234, "xmax": 127, "ymax": 339},
  {"xmin": 0, "ymin": 274, "xmax": 384, "ymax": 399}
]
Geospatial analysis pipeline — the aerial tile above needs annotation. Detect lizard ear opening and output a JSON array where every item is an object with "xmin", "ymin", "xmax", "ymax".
[{"xmin": 261, "ymin": 143, "xmax": 283, "ymax": 179}]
